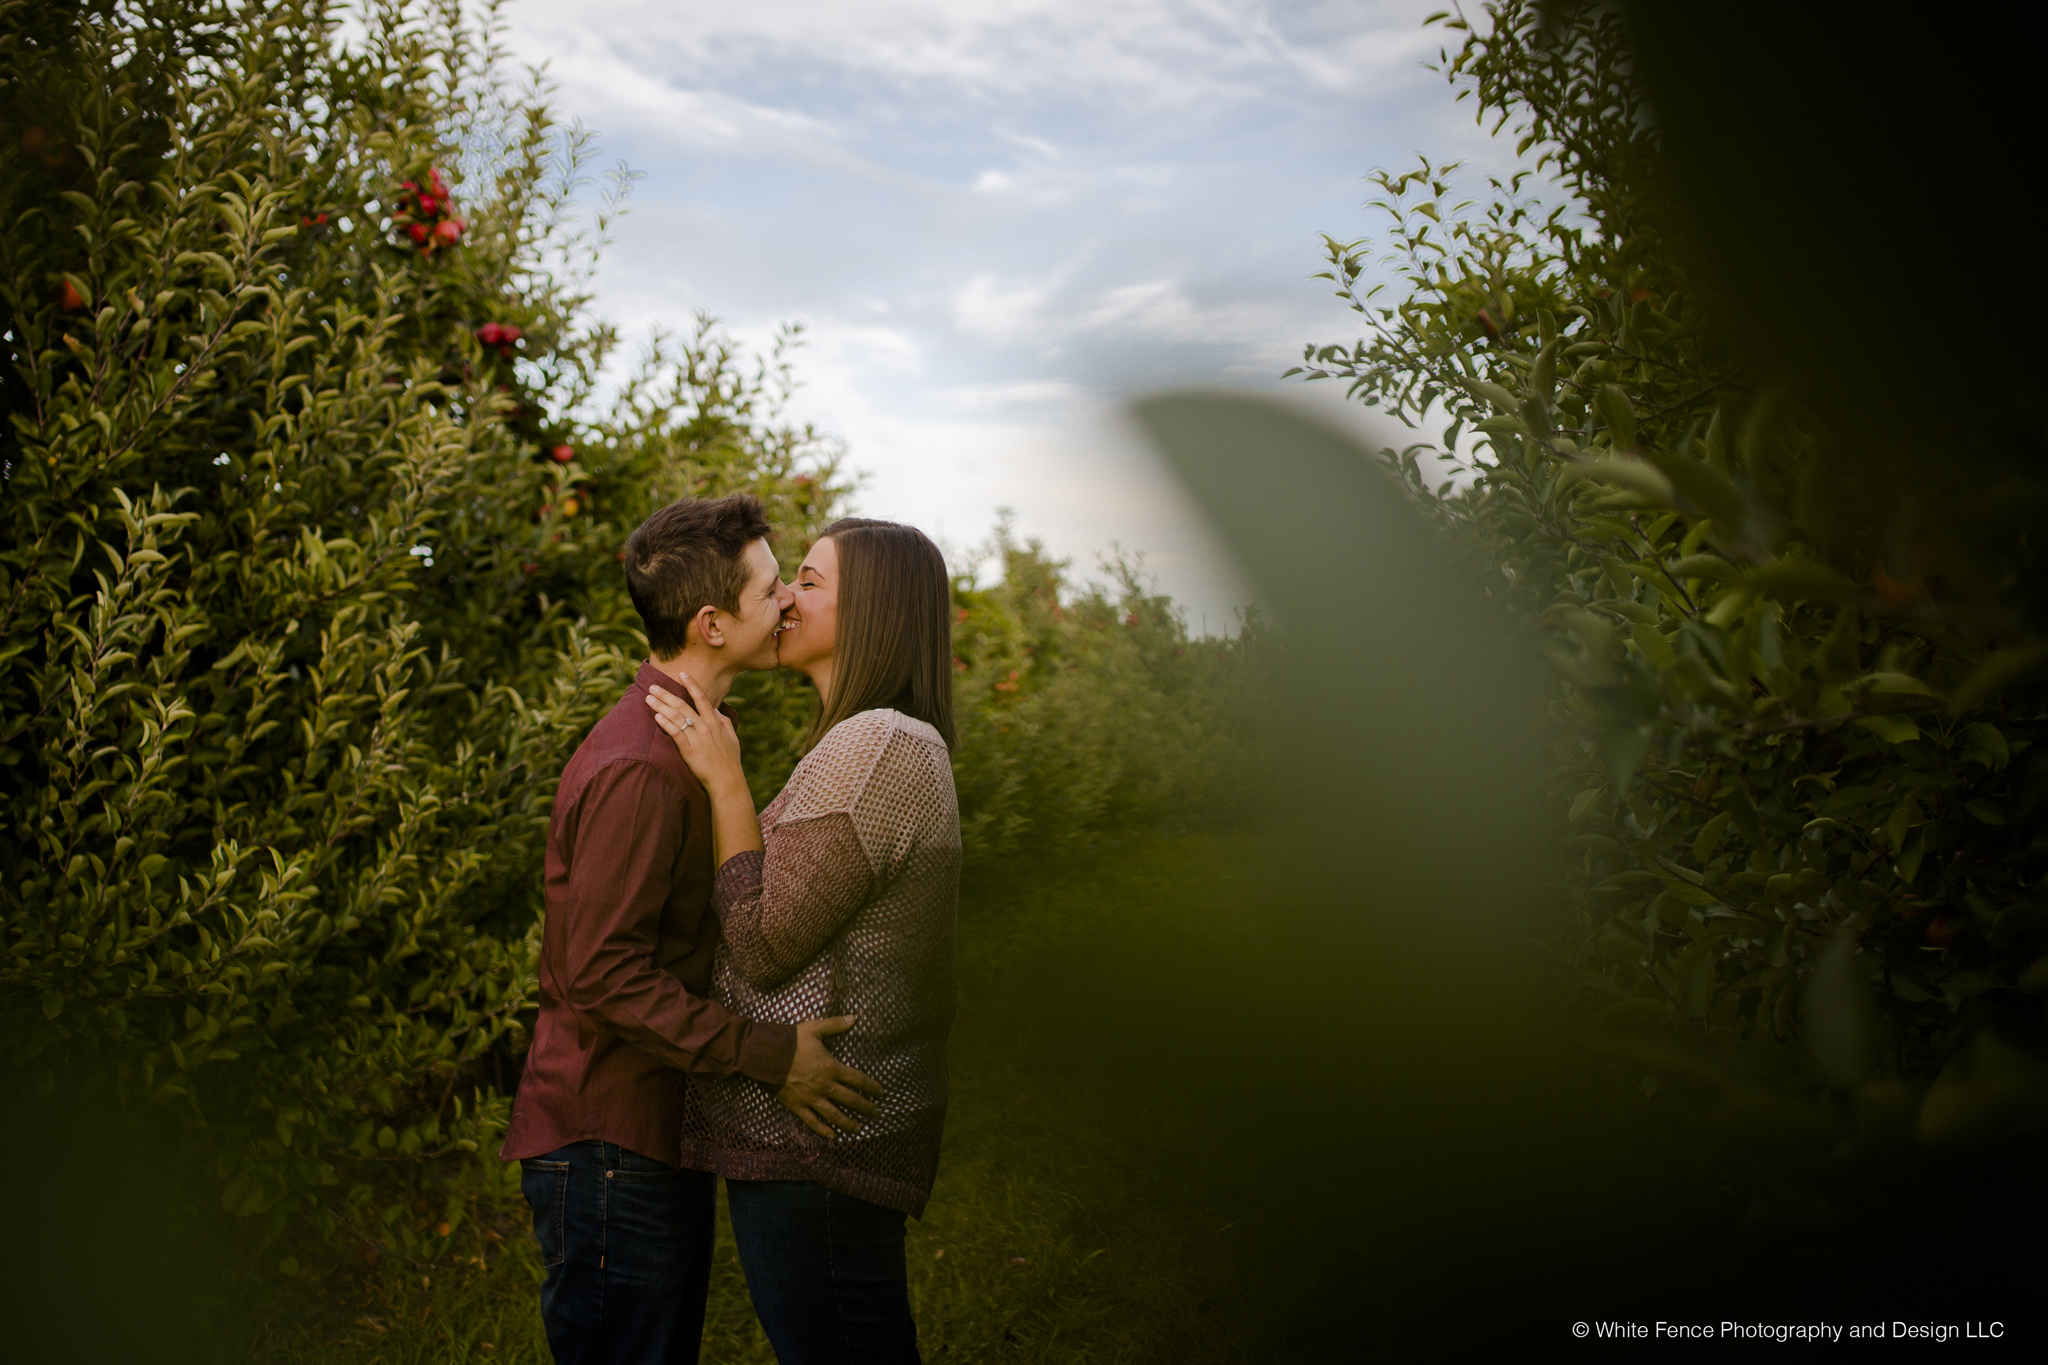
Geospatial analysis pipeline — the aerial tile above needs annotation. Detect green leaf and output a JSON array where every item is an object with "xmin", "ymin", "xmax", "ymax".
[
  {"xmin": 1594, "ymin": 384, "xmax": 1636, "ymax": 451},
  {"xmin": 1691, "ymin": 811, "xmax": 1733, "ymax": 862},
  {"xmin": 1528, "ymin": 338, "xmax": 1559, "ymax": 402},
  {"xmin": 1704, "ymin": 587, "xmax": 1750, "ymax": 629},
  {"xmin": 1667, "ymin": 553, "xmax": 1740, "ymax": 584},
  {"xmin": 1468, "ymin": 380, "xmax": 1521, "ymax": 412},
  {"xmin": 1965, "ymin": 799, "xmax": 2007, "ymax": 826},
  {"xmin": 1962, "ymin": 722, "xmax": 2010, "ymax": 771},
  {"xmin": 1631, "ymin": 622, "xmax": 1675, "ymax": 668},
  {"xmin": 1563, "ymin": 456, "xmax": 1673, "ymax": 505},
  {"xmin": 1569, "ymin": 786, "xmax": 1605, "ymax": 822},
  {"xmin": 1895, "ymin": 832, "xmax": 1926, "ymax": 884},
  {"xmin": 1719, "ymin": 786, "xmax": 1764, "ymax": 845},
  {"xmin": 1884, "ymin": 797, "xmax": 1916, "ymax": 851},
  {"xmin": 1853, "ymin": 713, "xmax": 1920, "ymax": 744},
  {"xmin": 1857, "ymin": 671, "xmax": 1935, "ymax": 696}
]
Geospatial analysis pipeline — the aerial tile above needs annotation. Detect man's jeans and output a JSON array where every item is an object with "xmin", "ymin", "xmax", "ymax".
[
  {"xmin": 519, "ymin": 1142, "xmax": 715, "ymax": 1365},
  {"xmin": 725, "ymin": 1179, "xmax": 920, "ymax": 1365}
]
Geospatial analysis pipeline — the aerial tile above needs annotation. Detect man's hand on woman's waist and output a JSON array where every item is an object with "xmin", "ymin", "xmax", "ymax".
[{"xmin": 778, "ymin": 1015, "xmax": 883, "ymax": 1139}]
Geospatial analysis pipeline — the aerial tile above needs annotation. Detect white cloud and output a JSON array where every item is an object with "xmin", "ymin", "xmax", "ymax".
[
  {"xmin": 932, "ymin": 379, "xmax": 1086, "ymax": 411},
  {"xmin": 505, "ymin": 0, "xmax": 1442, "ymax": 112},
  {"xmin": 950, "ymin": 274, "xmax": 1056, "ymax": 342},
  {"xmin": 945, "ymin": 267, "xmax": 1316, "ymax": 364},
  {"xmin": 1079, "ymin": 280, "xmax": 1199, "ymax": 338}
]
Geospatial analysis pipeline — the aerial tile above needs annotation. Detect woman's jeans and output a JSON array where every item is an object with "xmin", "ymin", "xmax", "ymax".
[
  {"xmin": 519, "ymin": 1141, "xmax": 716, "ymax": 1365},
  {"xmin": 725, "ymin": 1179, "xmax": 921, "ymax": 1364}
]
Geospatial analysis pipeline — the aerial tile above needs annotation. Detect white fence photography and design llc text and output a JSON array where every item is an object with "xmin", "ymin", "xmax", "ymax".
[{"xmin": 1570, "ymin": 1321, "xmax": 2009, "ymax": 1343}]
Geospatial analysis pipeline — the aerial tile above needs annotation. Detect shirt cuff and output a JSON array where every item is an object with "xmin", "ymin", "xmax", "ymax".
[{"xmin": 738, "ymin": 1019, "xmax": 799, "ymax": 1086}]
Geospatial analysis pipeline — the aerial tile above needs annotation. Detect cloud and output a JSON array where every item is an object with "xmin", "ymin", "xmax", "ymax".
[
  {"xmin": 932, "ymin": 380, "xmax": 1087, "ymax": 411},
  {"xmin": 504, "ymin": 0, "xmax": 1443, "ymax": 114},
  {"xmin": 951, "ymin": 274, "xmax": 1058, "ymax": 342},
  {"xmin": 1080, "ymin": 280, "xmax": 1200, "ymax": 339},
  {"xmin": 948, "ymin": 267, "xmax": 1316, "ymax": 365}
]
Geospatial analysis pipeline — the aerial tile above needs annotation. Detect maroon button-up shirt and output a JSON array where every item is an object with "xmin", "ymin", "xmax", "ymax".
[{"xmin": 500, "ymin": 661, "xmax": 798, "ymax": 1167}]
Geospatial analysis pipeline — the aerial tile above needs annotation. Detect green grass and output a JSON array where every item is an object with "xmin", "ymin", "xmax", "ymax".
[{"xmin": 241, "ymin": 831, "xmax": 1268, "ymax": 1363}]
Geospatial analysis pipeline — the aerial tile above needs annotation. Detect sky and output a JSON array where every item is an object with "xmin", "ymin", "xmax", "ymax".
[{"xmin": 497, "ymin": 0, "xmax": 1514, "ymax": 632}]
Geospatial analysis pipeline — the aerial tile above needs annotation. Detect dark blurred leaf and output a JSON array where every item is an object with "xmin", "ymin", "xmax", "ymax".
[{"xmin": 1805, "ymin": 934, "xmax": 1874, "ymax": 1087}]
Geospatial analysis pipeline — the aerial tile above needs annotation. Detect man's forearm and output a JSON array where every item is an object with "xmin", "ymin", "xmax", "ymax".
[{"xmin": 569, "ymin": 960, "xmax": 795, "ymax": 1083}]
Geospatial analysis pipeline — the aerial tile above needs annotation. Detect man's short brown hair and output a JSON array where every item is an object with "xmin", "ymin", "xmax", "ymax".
[{"xmin": 624, "ymin": 493, "xmax": 774, "ymax": 658}]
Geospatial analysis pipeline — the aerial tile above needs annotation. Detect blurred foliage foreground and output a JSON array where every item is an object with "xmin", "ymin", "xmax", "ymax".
[{"xmin": 1272, "ymin": 0, "xmax": 2048, "ymax": 1317}]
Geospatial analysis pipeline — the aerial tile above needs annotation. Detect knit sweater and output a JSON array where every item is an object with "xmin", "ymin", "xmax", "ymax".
[{"xmin": 676, "ymin": 708, "xmax": 960, "ymax": 1216}]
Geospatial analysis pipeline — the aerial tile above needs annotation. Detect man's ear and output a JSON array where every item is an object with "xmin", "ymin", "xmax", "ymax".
[{"xmin": 691, "ymin": 603, "xmax": 724, "ymax": 649}]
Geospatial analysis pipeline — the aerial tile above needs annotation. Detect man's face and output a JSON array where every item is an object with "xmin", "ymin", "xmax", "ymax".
[{"xmin": 716, "ymin": 537, "xmax": 794, "ymax": 671}]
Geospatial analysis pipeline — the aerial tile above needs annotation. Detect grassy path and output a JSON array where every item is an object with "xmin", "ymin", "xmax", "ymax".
[{"xmin": 244, "ymin": 831, "xmax": 1268, "ymax": 1363}]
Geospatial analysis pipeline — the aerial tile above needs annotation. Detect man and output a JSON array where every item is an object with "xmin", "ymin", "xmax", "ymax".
[{"xmin": 501, "ymin": 492, "xmax": 883, "ymax": 1364}]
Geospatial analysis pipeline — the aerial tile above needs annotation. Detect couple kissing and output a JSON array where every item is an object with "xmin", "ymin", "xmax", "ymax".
[{"xmin": 500, "ymin": 493, "xmax": 960, "ymax": 1365}]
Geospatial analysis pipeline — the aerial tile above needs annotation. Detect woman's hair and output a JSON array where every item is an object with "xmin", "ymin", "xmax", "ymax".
[{"xmin": 805, "ymin": 518, "xmax": 956, "ymax": 750}]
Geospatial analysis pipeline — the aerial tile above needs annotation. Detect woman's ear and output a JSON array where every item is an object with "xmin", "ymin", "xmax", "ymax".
[{"xmin": 691, "ymin": 604, "xmax": 724, "ymax": 648}]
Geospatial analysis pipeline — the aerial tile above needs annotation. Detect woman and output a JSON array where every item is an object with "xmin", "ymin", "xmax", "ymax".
[{"xmin": 644, "ymin": 517, "xmax": 959, "ymax": 1365}]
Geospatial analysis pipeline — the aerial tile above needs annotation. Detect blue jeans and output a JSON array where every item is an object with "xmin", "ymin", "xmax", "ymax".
[
  {"xmin": 520, "ymin": 1142, "xmax": 716, "ymax": 1365},
  {"xmin": 725, "ymin": 1179, "xmax": 921, "ymax": 1364}
]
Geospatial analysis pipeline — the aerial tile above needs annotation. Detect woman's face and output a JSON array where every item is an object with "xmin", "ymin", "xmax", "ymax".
[{"xmin": 776, "ymin": 535, "xmax": 838, "ymax": 673}]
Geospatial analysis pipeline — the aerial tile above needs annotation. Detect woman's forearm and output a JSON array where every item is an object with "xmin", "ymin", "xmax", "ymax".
[{"xmin": 707, "ymin": 775, "xmax": 765, "ymax": 867}]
